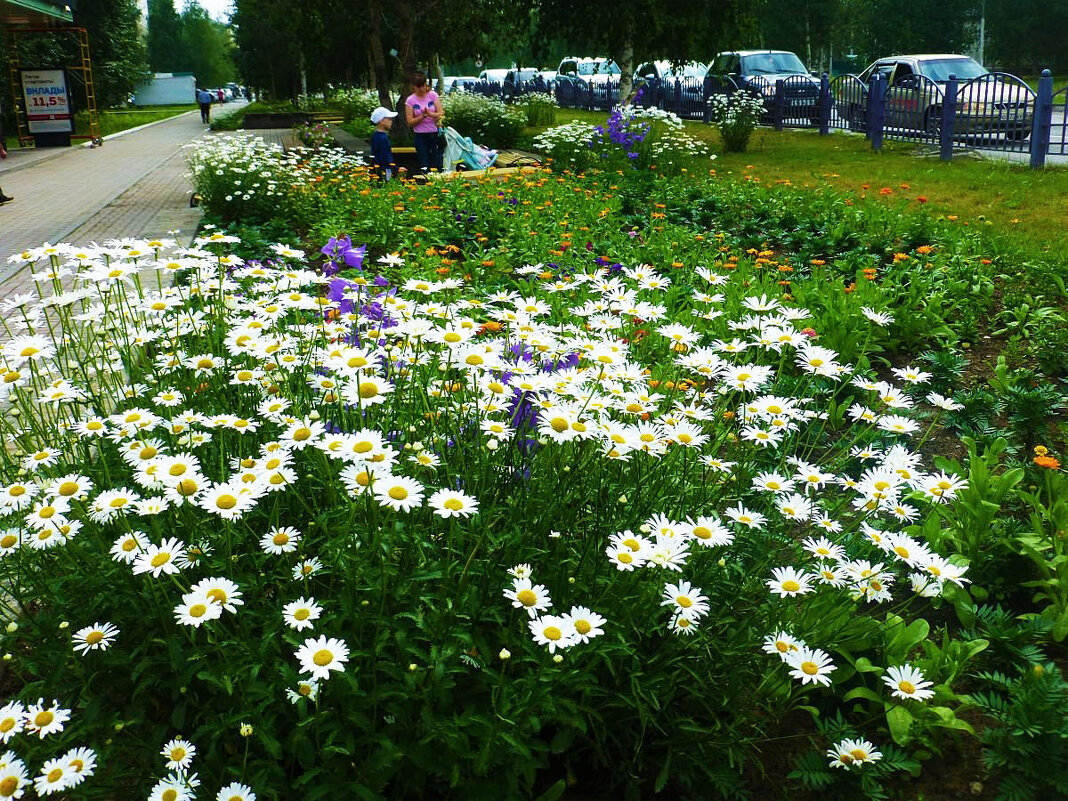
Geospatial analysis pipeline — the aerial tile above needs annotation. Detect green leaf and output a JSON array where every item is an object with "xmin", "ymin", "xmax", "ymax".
[
  {"xmin": 536, "ymin": 780, "xmax": 567, "ymax": 801},
  {"xmin": 843, "ymin": 686, "xmax": 883, "ymax": 704},
  {"xmin": 654, "ymin": 749, "xmax": 672, "ymax": 793},
  {"xmin": 886, "ymin": 705, "xmax": 914, "ymax": 745}
]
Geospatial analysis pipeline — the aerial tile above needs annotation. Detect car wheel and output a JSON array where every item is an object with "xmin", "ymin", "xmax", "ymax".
[
  {"xmin": 924, "ymin": 108, "xmax": 942, "ymax": 138},
  {"xmin": 1007, "ymin": 127, "xmax": 1031, "ymax": 142},
  {"xmin": 848, "ymin": 104, "xmax": 865, "ymax": 132}
]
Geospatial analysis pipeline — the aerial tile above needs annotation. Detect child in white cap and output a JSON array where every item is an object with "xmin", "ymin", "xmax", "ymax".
[{"xmin": 370, "ymin": 106, "xmax": 398, "ymax": 180}]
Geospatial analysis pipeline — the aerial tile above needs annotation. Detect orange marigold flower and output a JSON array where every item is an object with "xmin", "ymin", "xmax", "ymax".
[
  {"xmin": 879, "ymin": 187, "xmax": 893, "ymax": 195},
  {"xmin": 1034, "ymin": 455, "xmax": 1061, "ymax": 470},
  {"xmin": 810, "ymin": 259, "xmax": 826, "ymax": 266},
  {"xmin": 916, "ymin": 245, "xmax": 934, "ymax": 255},
  {"xmin": 722, "ymin": 411, "xmax": 735, "ymax": 420},
  {"xmin": 916, "ymin": 195, "xmax": 928, "ymax": 203},
  {"xmin": 981, "ymin": 259, "xmax": 992, "ymax": 265},
  {"xmin": 893, "ymin": 252, "xmax": 909, "ymax": 262},
  {"xmin": 947, "ymin": 215, "xmax": 959, "ymax": 221},
  {"xmin": 436, "ymin": 267, "xmax": 451, "ymax": 276}
]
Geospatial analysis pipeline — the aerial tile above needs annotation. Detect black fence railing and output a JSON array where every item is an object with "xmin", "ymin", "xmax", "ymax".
[{"xmin": 462, "ymin": 68, "xmax": 1066, "ymax": 168}]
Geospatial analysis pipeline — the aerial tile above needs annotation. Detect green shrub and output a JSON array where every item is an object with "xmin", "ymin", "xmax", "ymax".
[
  {"xmin": 444, "ymin": 92, "xmax": 526, "ymax": 149},
  {"xmin": 517, "ymin": 93, "xmax": 557, "ymax": 127}
]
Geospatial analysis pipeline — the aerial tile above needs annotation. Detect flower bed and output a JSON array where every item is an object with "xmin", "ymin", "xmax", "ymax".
[{"xmin": 0, "ymin": 118, "xmax": 1064, "ymax": 799}]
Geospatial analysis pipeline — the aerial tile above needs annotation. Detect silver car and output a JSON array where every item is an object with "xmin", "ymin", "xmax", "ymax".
[{"xmin": 847, "ymin": 54, "xmax": 1032, "ymax": 140}]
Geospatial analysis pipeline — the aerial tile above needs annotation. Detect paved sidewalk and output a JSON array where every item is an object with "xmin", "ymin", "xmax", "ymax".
[
  {"xmin": 0, "ymin": 109, "xmax": 219, "ymax": 293},
  {"xmin": 0, "ymin": 110, "xmax": 208, "ymax": 268}
]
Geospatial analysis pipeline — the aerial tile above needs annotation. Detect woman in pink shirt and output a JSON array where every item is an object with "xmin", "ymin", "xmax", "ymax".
[{"xmin": 405, "ymin": 72, "xmax": 445, "ymax": 173}]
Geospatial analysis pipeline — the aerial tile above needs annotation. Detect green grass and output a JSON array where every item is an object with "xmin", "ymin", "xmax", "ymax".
[
  {"xmin": 2, "ymin": 105, "xmax": 196, "ymax": 149},
  {"xmin": 79, "ymin": 105, "xmax": 198, "ymax": 138},
  {"xmin": 544, "ymin": 109, "xmax": 1068, "ymax": 263}
]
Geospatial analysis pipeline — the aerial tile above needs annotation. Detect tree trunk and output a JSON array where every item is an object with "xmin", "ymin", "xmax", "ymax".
[
  {"xmin": 368, "ymin": 0, "xmax": 391, "ymax": 107},
  {"xmin": 617, "ymin": 33, "xmax": 635, "ymax": 104},
  {"xmin": 432, "ymin": 52, "xmax": 444, "ymax": 93},
  {"xmin": 390, "ymin": 0, "xmax": 417, "ymax": 143}
]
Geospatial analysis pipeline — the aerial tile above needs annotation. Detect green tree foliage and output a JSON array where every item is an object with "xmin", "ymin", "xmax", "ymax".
[
  {"xmin": 852, "ymin": 0, "xmax": 976, "ymax": 59},
  {"xmin": 148, "ymin": 0, "xmax": 186, "ymax": 73},
  {"xmin": 73, "ymin": 0, "xmax": 151, "ymax": 107},
  {"xmin": 754, "ymin": 0, "xmax": 842, "ymax": 70},
  {"xmin": 535, "ymin": 0, "xmax": 751, "ymax": 96},
  {"xmin": 984, "ymin": 0, "xmax": 1068, "ymax": 72},
  {"xmin": 181, "ymin": 1, "xmax": 236, "ymax": 88}
]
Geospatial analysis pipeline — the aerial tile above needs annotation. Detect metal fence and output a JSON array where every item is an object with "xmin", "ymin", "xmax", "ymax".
[{"xmin": 463, "ymin": 67, "xmax": 1066, "ymax": 168}]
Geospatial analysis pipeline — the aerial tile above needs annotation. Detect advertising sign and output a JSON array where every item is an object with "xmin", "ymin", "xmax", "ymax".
[{"xmin": 21, "ymin": 70, "xmax": 73, "ymax": 134}]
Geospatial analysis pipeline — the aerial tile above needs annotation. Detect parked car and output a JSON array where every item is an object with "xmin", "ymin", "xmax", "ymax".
[
  {"xmin": 504, "ymin": 68, "xmax": 542, "ymax": 100},
  {"xmin": 709, "ymin": 50, "xmax": 820, "ymax": 122},
  {"xmin": 555, "ymin": 57, "xmax": 622, "ymax": 104},
  {"xmin": 442, "ymin": 76, "xmax": 478, "ymax": 93},
  {"xmin": 477, "ymin": 69, "xmax": 510, "ymax": 86},
  {"xmin": 842, "ymin": 54, "xmax": 1031, "ymax": 140},
  {"xmin": 634, "ymin": 61, "xmax": 708, "ymax": 83},
  {"xmin": 633, "ymin": 61, "xmax": 708, "ymax": 117}
]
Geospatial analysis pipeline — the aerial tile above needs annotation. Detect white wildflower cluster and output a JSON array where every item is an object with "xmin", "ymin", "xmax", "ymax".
[
  {"xmin": 531, "ymin": 121, "xmax": 599, "ymax": 155},
  {"xmin": 504, "ymin": 566, "xmax": 607, "ymax": 654},
  {"xmin": 0, "ymin": 232, "xmax": 969, "ymax": 793},
  {"xmin": 0, "ymin": 699, "xmax": 97, "ymax": 797},
  {"xmin": 184, "ymin": 134, "xmax": 363, "ymax": 215},
  {"xmin": 707, "ymin": 91, "xmax": 766, "ymax": 125}
]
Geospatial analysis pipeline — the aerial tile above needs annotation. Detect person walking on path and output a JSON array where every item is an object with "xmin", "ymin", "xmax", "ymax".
[
  {"xmin": 197, "ymin": 87, "xmax": 214, "ymax": 124},
  {"xmin": 405, "ymin": 72, "xmax": 444, "ymax": 173}
]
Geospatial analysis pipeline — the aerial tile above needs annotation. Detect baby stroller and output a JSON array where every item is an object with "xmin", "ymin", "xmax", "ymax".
[{"xmin": 442, "ymin": 126, "xmax": 498, "ymax": 173}]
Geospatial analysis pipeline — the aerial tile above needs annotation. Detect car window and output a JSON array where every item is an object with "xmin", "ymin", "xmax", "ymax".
[
  {"xmin": 892, "ymin": 62, "xmax": 914, "ymax": 85},
  {"xmin": 872, "ymin": 62, "xmax": 895, "ymax": 82},
  {"xmin": 711, "ymin": 55, "xmax": 731, "ymax": 73},
  {"xmin": 576, "ymin": 60, "xmax": 620, "ymax": 76},
  {"xmin": 560, "ymin": 61, "xmax": 575, "ymax": 75},
  {"xmin": 917, "ymin": 57, "xmax": 987, "ymax": 82},
  {"xmin": 741, "ymin": 52, "xmax": 807, "ymax": 75},
  {"xmin": 662, "ymin": 62, "xmax": 708, "ymax": 79}
]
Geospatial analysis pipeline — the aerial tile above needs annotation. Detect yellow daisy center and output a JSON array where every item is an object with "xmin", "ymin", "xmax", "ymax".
[
  {"xmin": 516, "ymin": 589, "xmax": 537, "ymax": 607},
  {"xmin": 312, "ymin": 649, "xmax": 334, "ymax": 666},
  {"xmin": 150, "ymin": 552, "xmax": 171, "ymax": 568}
]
